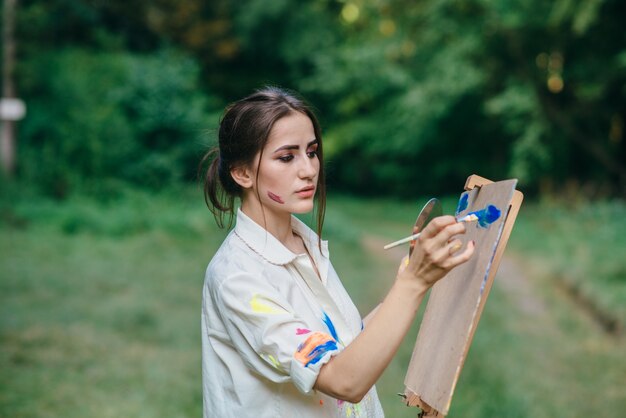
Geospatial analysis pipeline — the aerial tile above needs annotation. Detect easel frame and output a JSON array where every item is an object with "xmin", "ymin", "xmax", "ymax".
[{"xmin": 403, "ymin": 174, "xmax": 524, "ymax": 417}]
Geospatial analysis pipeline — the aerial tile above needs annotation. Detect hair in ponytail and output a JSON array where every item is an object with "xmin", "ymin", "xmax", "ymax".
[{"xmin": 200, "ymin": 86, "xmax": 327, "ymax": 239}]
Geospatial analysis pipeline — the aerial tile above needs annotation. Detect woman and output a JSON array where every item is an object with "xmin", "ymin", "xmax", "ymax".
[{"xmin": 201, "ymin": 86, "xmax": 474, "ymax": 418}]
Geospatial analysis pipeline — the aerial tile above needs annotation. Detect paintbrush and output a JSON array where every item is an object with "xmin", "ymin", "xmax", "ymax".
[{"xmin": 383, "ymin": 213, "xmax": 479, "ymax": 250}]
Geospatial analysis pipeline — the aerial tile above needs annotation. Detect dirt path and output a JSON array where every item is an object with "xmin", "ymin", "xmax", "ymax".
[{"xmin": 494, "ymin": 254, "xmax": 548, "ymax": 316}]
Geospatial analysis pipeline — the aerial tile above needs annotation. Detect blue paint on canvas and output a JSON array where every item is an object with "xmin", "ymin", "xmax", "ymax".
[
  {"xmin": 455, "ymin": 193, "xmax": 469, "ymax": 215},
  {"xmin": 469, "ymin": 204, "xmax": 501, "ymax": 228}
]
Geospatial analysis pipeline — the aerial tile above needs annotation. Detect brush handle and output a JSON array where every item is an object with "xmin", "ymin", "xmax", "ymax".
[
  {"xmin": 383, "ymin": 232, "xmax": 421, "ymax": 250},
  {"xmin": 382, "ymin": 214, "xmax": 478, "ymax": 250}
]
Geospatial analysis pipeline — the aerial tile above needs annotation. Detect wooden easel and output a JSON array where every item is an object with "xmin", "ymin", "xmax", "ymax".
[{"xmin": 403, "ymin": 174, "xmax": 524, "ymax": 417}]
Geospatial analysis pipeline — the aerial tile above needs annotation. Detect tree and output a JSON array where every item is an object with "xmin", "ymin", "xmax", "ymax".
[{"xmin": 10, "ymin": 0, "xmax": 626, "ymax": 196}]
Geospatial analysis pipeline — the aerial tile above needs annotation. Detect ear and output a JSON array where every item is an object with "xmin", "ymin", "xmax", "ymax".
[{"xmin": 230, "ymin": 165, "xmax": 254, "ymax": 189}]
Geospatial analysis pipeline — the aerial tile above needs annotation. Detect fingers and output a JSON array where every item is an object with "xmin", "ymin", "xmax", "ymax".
[
  {"xmin": 418, "ymin": 216, "xmax": 467, "ymax": 254},
  {"xmin": 428, "ymin": 238, "xmax": 464, "ymax": 265},
  {"xmin": 447, "ymin": 239, "xmax": 463, "ymax": 255},
  {"xmin": 441, "ymin": 240, "xmax": 475, "ymax": 269},
  {"xmin": 402, "ymin": 215, "xmax": 476, "ymax": 287},
  {"xmin": 418, "ymin": 215, "xmax": 457, "ymax": 240}
]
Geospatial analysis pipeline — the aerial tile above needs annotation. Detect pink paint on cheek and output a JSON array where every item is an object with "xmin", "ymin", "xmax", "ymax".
[{"xmin": 267, "ymin": 191, "xmax": 285, "ymax": 204}]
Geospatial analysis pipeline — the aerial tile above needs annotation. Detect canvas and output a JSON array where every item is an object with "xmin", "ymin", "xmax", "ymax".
[{"xmin": 404, "ymin": 175, "xmax": 523, "ymax": 416}]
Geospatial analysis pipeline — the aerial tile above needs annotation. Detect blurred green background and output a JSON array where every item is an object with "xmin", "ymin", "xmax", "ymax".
[{"xmin": 1, "ymin": 0, "xmax": 625, "ymax": 417}]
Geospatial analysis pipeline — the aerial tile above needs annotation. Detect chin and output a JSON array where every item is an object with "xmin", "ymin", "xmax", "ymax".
[{"xmin": 290, "ymin": 201, "xmax": 315, "ymax": 214}]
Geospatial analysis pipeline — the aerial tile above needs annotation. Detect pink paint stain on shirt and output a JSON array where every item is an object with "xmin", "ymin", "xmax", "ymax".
[
  {"xmin": 296, "ymin": 328, "xmax": 311, "ymax": 335},
  {"xmin": 267, "ymin": 191, "xmax": 284, "ymax": 204}
]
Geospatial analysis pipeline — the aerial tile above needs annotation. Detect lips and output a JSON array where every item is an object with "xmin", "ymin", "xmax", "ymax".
[{"xmin": 296, "ymin": 186, "xmax": 316, "ymax": 198}]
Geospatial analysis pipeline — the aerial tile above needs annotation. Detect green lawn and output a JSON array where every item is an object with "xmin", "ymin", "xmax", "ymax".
[{"xmin": 1, "ymin": 188, "xmax": 625, "ymax": 417}]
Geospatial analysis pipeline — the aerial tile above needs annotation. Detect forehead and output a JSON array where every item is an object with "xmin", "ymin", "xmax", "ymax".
[{"xmin": 266, "ymin": 111, "xmax": 315, "ymax": 148}]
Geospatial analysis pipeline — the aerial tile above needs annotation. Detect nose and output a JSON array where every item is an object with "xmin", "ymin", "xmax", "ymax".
[{"xmin": 298, "ymin": 154, "xmax": 318, "ymax": 179}]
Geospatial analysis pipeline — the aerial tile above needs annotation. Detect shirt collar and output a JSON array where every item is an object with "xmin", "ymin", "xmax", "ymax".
[{"xmin": 234, "ymin": 208, "xmax": 329, "ymax": 266}]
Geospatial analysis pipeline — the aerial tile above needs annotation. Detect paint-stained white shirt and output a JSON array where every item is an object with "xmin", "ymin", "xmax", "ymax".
[{"xmin": 202, "ymin": 209, "xmax": 384, "ymax": 418}]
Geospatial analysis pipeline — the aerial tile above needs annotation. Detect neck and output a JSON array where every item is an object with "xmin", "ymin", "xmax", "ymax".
[{"xmin": 240, "ymin": 196, "xmax": 299, "ymax": 250}]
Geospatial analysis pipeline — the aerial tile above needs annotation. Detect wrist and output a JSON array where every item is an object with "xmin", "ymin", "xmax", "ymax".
[{"xmin": 392, "ymin": 272, "xmax": 429, "ymax": 303}]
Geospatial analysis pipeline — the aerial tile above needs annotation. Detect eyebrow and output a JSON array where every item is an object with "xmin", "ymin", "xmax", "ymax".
[{"xmin": 273, "ymin": 139, "xmax": 318, "ymax": 153}]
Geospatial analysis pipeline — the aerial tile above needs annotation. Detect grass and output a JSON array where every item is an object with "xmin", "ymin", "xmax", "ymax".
[
  {"xmin": 1, "ymin": 187, "xmax": 625, "ymax": 417},
  {"xmin": 0, "ymin": 187, "xmax": 216, "ymax": 418},
  {"xmin": 510, "ymin": 199, "xmax": 626, "ymax": 329}
]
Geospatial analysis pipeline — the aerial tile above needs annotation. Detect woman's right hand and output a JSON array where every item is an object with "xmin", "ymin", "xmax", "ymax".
[{"xmin": 397, "ymin": 215, "xmax": 475, "ymax": 290}]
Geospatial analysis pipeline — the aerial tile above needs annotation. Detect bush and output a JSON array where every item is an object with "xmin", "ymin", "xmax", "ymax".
[{"xmin": 18, "ymin": 48, "xmax": 221, "ymax": 198}]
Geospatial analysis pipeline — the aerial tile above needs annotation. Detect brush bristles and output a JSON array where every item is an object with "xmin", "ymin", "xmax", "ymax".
[{"xmin": 457, "ymin": 213, "xmax": 478, "ymax": 223}]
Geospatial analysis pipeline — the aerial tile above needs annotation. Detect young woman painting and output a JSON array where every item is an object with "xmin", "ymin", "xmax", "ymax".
[{"xmin": 201, "ymin": 86, "xmax": 474, "ymax": 418}]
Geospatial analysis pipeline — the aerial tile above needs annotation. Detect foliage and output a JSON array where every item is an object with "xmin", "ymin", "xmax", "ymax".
[
  {"xmin": 8, "ymin": 0, "xmax": 626, "ymax": 196},
  {"xmin": 294, "ymin": 0, "xmax": 625, "ymax": 194},
  {"xmin": 17, "ymin": 48, "xmax": 220, "ymax": 197}
]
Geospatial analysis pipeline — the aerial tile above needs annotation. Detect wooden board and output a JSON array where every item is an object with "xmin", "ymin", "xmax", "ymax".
[{"xmin": 403, "ymin": 175, "xmax": 523, "ymax": 416}]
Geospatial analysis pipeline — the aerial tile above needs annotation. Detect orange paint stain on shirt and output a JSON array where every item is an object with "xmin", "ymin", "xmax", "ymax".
[{"xmin": 294, "ymin": 332, "xmax": 337, "ymax": 366}]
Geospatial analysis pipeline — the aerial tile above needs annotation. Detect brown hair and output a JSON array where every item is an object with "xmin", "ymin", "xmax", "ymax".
[{"xmin": 201, "ymin": 86, "xmax": 326, "ymax": 240}]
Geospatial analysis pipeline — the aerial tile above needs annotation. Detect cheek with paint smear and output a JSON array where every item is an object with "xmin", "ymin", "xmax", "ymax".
[{"xmin": 267, "ymin": 191, "xmax": 285, "ymax": 204}]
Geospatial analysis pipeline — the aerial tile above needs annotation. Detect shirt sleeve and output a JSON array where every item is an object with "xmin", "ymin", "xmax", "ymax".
[{"xmin": 211, "ymin": 269, "xmax": 340, "ymax": 395}]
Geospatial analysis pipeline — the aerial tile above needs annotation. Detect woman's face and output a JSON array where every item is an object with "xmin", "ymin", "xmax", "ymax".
[{"xmin": 252, "ymin": 111, "xmax": 320, "ymax": 215}]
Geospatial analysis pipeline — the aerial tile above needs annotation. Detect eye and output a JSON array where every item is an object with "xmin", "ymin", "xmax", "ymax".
[
  {"xmin": 307, "ymin": 145, "xmax": 319, "ymax": 159},
  {"xmin": 278, "ymin": 154, "xmax": 294, "ymax": 162}
]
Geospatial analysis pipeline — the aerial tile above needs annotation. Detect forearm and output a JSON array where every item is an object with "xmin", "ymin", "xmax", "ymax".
[
  {"xmin": 361, "ymin": 303, "xmax": 380, "ymax": 327},
  {"xmin": 314, "ymin": 277, "xmax": 428, "ymax": 402}
]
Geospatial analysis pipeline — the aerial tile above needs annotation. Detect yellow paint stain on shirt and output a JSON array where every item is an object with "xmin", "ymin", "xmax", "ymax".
[
  {"xmin": 267, "ymin": 354, "xmax": 280, "ymax": 369},
  {"xmin": 249, "ymin": 294, "xmax": 285, "ymax": 315},
  {"xmin": 344, "ymin": 402, "xmax": 362, "ymax": 418}
]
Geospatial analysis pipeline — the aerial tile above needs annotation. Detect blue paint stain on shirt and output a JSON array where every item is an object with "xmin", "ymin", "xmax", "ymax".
[
  {"xmin": 322, "ymin": 312, "xmax": 339, "ymax": 342},
  {"xmin": 456, "ymin": 193, "xmax": 469, "ymax": 215},
  {"xmin": 305, "ymin": 340, "xmax": 339, "ymax": 367},
  {"xmin": 469, "ymin": 204, "xmax": 501, "ymax": 228}
]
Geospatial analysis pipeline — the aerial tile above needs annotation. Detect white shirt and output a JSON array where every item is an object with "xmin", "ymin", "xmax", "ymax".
[{"xmin": 202, "ymin": 209, "xmax": 385, "ymax": 418}]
